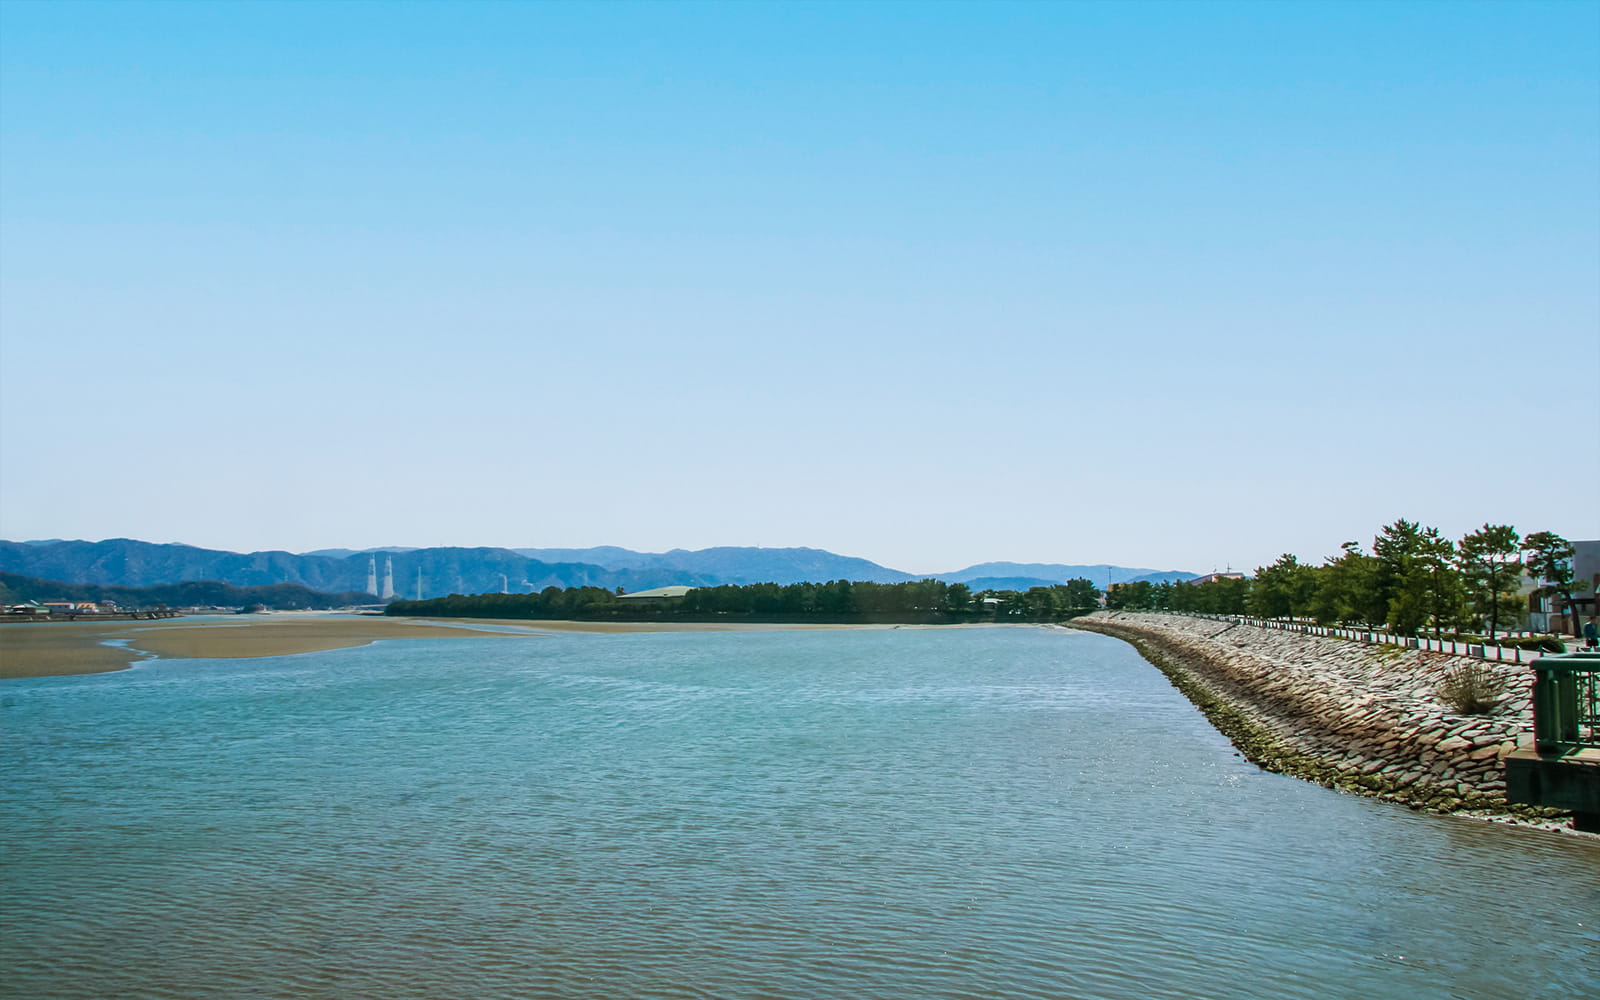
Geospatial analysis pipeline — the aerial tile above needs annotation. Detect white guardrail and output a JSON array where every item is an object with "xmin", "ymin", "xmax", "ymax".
[{"xmin": 1147, "ymin": 612, "xmax": 1554, "ymax": 665}]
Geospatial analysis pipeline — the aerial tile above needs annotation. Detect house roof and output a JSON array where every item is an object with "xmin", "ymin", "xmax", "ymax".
[{"xmin": 616, "ymin": 585, "xmax": 693, "ymax": 601}]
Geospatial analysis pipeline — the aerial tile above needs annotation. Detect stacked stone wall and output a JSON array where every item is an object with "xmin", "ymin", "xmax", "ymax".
[{"xmin": 1066, "ymin": 611, "xmax": 1563, "ymax": 824}]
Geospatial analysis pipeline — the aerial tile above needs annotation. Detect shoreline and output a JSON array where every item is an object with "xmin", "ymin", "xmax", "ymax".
[
  {"xmin": 0, "ymin": 614, "xmax": 892, "ymax": 679},
  {"xmin": 0, "ymin": 615, "xmax": 536, "ymax": 679},
  {"xmin": 1063, "ymin": 611, "xmax": 1587, "ymax": 836}
]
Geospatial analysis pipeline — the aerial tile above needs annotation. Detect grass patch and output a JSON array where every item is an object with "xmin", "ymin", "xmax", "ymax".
[{"xmin": 1437, "ymin": 661, "xmax": 1504, "ymax": 715}]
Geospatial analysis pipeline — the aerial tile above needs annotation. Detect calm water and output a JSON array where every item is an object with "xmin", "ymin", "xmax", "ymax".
[{"xmin": 2, "ymin": 626, "xmax": 1596, "ymax": 999}]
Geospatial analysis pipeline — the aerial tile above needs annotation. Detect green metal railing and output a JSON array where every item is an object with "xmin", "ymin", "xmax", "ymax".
[
  {"xmin": 1531, "ymin": 652, "xmax": 1600, "ymax": 751},
  {"xmin": 1144, "ymin": 611, "xmax": 1559, "ymax": 664}
]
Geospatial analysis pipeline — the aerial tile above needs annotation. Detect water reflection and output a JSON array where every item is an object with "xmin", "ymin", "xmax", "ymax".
[{"xmin": 1, "ymin": 627, "xmax": 1595, "ymax": 999}]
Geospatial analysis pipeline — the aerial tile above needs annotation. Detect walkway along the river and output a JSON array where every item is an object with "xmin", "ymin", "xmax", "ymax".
[{"xmin": 1064, "ymin": 611, "xmax": 1581, "ymax": 831}]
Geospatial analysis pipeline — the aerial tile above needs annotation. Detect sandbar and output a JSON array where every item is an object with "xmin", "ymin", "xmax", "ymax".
[
  {"xmin": 0, "ymin": 614, "xmax": 882, "ymax": 679},
  {"xmin": 0, "ymin": 615, "xmax": 532, "ymax": 679}
]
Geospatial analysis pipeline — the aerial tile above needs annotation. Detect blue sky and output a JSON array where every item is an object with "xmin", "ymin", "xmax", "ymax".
[{"xmin": 2, "ymin": 0, "xmax": 1595, "ymax": 574}]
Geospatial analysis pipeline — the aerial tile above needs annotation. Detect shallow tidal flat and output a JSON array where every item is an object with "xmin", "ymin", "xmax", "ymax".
[
  {"xmin": 0, "ymin": 614, "xmax": 879, "ymax": 679},
  {"xmin": 0, "ymin": 615, "xmax": 534, "ymax": 678}
]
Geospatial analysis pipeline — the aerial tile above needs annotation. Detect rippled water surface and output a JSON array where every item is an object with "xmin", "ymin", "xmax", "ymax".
[{"xmin": 3, "ymin": 626, "xmax": 1596, "ymax": 999}]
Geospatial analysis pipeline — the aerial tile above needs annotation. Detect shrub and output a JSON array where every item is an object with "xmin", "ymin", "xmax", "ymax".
[
  {"xmin": 1511, "ymin": 636, "xmax": 1567, "ymax": 654},
  {"xmin": 1437, "ymin": 662, "xmax": 1504, "ymax": 715}
]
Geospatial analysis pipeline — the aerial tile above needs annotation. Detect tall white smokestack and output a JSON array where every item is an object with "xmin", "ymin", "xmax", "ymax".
[
  {"xmin": 382, "ymin": 557, "xmax": 396, "ymax": 600},
  {"xmin": 367, "ymin": 555, "xmax": 378, "ymax": 596},
  {"xmin": 416, "ymin": 567, "xmax": 423, "ymax": 600}
]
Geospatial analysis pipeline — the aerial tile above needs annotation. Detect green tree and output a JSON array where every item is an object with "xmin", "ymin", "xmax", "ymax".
[
  {"xmin": 1167, "ymin": 578, "xmax": 1198, "ymax": 613},
  {"xmin": 1151, "ymin": 581, "xmax": 1173, "ymax": 610},
  {"xmin": 1457, "ymin": 524, "xmax": 1522, "ymax": 641},
  {"xmin": 818, "ymin": 579, "xmax": 856, "ymax": 615},
  {"xmin": 1375, "ymin": 521, "xmax": 1464, "ymax": 637},
  {"xmin": 1061, "ymin": 577, "xmax": 1100, "ymax": 609},
  {"xmin": 1171, "ymin": 575, "xmax": 1251, "ymax": 615},
  {"xmin": 1524, "ymin": 531, "xmax": 1586, "ymax": 636},
  {"xmin": 1415, "ymin": 526, "xmax": 1465, "ymax": 639},
  {"xmin": 1022, "ymin": 586, "xmax": 1061, "ymax": 617},
  {"xmin": 1310, "ymin": 542, "xmax": 1382, "ymax": 625},
  {"xmin": 1249, "ymin": 554, "xmax": 1319, "ymax": 621},
  {"xmin": 1105, "ymin": 580, "xmax": 1155, "ymax": 610},
  {"xmin": 1373, "ymin": 518, "xmax": 1427, "ymax": 632},
  {"xmin": 1213, "ymin": 576, "xmax": 1252, "ymax": 615}
]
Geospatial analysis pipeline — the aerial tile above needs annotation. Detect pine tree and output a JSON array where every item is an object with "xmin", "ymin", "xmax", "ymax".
[{"xmin": 1458, "ymin": 524, "xmax": 1521, "ymax": 641}]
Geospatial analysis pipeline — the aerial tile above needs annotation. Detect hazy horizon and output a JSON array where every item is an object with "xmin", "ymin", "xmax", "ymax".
[
  {"xmin": 3, "ymin": 1, "xmax": 1596, "ymax": 576},
  {"xmin": 3, "ymin": 536, "xmax": 1205, "ymax": 580}
]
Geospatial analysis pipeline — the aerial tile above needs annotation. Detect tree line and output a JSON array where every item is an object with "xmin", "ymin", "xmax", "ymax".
[
  {"xmin": 385, "ymin": 577, "xmax": 1106, "ymax": 623},
  {"xmin": 1106, "ymin": 523, "xmax": 1584, "ymax": 639},
  {"xmin": 383, "ymin": 521, "xmax": 1586, "ymax": 637}
]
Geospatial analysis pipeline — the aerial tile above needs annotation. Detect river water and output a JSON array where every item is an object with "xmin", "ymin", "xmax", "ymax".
[{"xmin": 2, "ymin": 626, "xmax": 1595, "ymax": 999}]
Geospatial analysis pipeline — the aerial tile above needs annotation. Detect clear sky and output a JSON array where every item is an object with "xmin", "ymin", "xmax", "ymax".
[{"xmin": 2, "ymin": 0, "xmax": 1596, "ymax": 575}]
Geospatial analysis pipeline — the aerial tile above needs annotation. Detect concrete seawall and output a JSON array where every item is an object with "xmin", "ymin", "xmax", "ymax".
[{"xmin": 1065, "ymin": 611, "xmax": 1574, "ymax": 829}]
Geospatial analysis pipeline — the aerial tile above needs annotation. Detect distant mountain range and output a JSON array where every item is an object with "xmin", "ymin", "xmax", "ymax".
[
  {"xmin": 937, "ymin": 562, "xmax": 1195, "ymax": 587},
  {"xmin": 0, "ymin": 539, "xmax": 1195, "ymax": 602},
  {"xmin": 513, "ymin": 546, "xmax": 921, "ymax": 585},
  {"xmin": 0, "ymin": 571, "xmax": 372, "ymax": 612}
]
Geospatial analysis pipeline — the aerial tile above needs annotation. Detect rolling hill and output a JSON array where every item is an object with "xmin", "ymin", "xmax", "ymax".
[{"xmin": 1, "ymin": 539, "xmax": 1194, "ymax": 601}]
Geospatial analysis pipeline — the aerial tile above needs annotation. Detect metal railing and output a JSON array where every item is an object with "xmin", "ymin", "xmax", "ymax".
[
  {"xmin": 1531, "ymin": 653, "xmax": 1600, "ymax": 751},
  {"xmin": 1130, "ymin": 611, "xmax": 1558, "ymax": 665}
]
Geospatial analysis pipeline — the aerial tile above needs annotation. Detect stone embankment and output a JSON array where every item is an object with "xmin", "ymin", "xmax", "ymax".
[{"xmin": 1067, "ymin": 611, "xmax": 1567, "ymax": 826}]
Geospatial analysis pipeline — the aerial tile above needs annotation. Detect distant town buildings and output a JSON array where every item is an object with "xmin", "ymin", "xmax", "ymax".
[
  {"xmin": 1527, "ymin": 539, "xmax": 1599, "ymax": 634},
  {"xmin": 6, "ymin": 600, "xmax": 118, "ymax": 616},
  {"xmin": 1186, "ymin": 572, "xmax": 1246, "ymax": 586}
]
